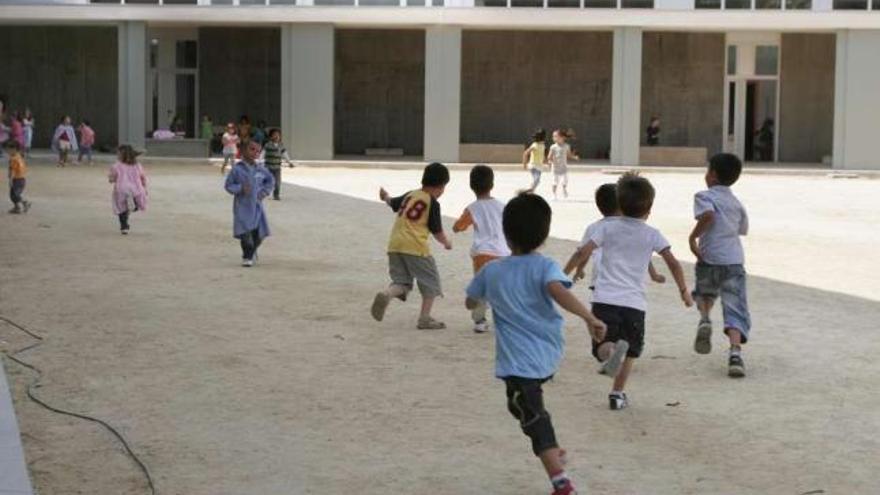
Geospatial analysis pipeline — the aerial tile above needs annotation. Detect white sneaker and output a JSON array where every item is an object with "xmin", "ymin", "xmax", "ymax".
[
  {"xmin": 242, "ymin": 259, "xmax": 254, "ymax": 267},
  {"xmin": 473, "ymin": 321, "xmax": 489, "ymax": 333}
]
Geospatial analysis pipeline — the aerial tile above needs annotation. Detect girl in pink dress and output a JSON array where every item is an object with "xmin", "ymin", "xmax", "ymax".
[{"xmin": 108, "ymin": 145, "xmax": 148, "ymax": 235}]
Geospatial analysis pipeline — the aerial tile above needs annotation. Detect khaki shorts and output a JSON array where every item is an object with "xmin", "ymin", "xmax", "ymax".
[{"xmin": 388, "ymin": 252, "xmax": 442, "ymax": 298}]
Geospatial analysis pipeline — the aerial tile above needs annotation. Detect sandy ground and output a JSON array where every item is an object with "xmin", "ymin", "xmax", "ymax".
[{"xmin": 1, "ymin": 161, "xmax": 878, "ymax": 495}]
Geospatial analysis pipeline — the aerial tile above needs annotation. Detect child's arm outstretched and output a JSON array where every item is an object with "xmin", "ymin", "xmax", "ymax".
[
  {"xmin": 452, "ymin": 209, "xmax": 473, "ymax": 234},
  {"xmin": 648, "ymin": 261, "xmax": 666, "ymax": 283},
  {"xmin": 522, "ymin": 145, "xmax": 532, "ymax": 170},
  {"xmin": 548, "ymin": 281, "xmax": 606, "ymax": 342},
  {"xmin": 689, "ymin": 211, "xmax": 715, "ymax": 262},
  {"xmin": 659, "ymin": 248, "xmax": 694, "ymax": 307},
  {"xmin": 563, "ymin": 241, "xmax": 596, "ymax": 283}
]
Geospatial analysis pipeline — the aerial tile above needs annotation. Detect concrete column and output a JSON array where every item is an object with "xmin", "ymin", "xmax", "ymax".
[
  {"xmin": 118, "ymin": 21, "xmax": 147, "ymax": 149},
  {"xmin": 833, "ymin": 30, "xmax": 880, "ymax": 170},
  {"xmin": 610, "ymin": 27, "xmax": 643, "ymax": 167},
  {"xmin": 423, "ymin": 26, "xmax": 462, "ymax": 163},
  {"xmin": 281, "ymin": 24, "xmax": 334, "ymax": 160}
]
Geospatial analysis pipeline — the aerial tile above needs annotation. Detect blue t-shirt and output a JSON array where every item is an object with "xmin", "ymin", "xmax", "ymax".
[{"xmin": 466, "ymin": 254, "xmax": 572, "ymax": 379}]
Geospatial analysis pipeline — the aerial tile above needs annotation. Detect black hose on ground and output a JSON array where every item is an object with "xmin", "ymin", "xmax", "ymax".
[{"xmin": 0, "ymin": 315, "xmax": 156, "ymax": 495}]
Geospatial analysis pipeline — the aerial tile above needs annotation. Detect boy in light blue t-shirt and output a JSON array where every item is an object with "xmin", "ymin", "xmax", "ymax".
[{"xmin": 466, "ymin": 193, "xmax": 606, "ymax": 495}]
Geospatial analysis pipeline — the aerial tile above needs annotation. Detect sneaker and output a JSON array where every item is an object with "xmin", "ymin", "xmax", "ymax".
[
  {"xmin": 22, "ymin": 201, "xmax": 31, "ymax": 213},
  {"xmin": 8, "ymin": 207, "xmax": 21, "ymax": 214},
  {"xmin": 242, "ymin": 259, "xmax": 254, "ymax": 267},
  {"xmin": 728, "ymin": 353, "xmax": 746, "ymax": 378},
  {"xmin": 551, "ymin": 479, "xmax": 577, "ymax": 495},
  {"xmin": 473, "ymin": 320, "xmax": 489, "ymax": 333},
  {"xmin": 121, "ymin": 228, "xmax": 130, "ymax": 235},
  {"xmin": 694, "ymin": 319, "xmax": 713, "ymax": 355},
  {"xmin": 417, "ymin": 316, "xmax": 446, "ymax": 330},
  {"xmin": 609, "ymin": 392, "xmax": 629, "ymax": 411},
  {"xmin": 370, "ymin": 292, "xmax": 390, "ymax": 322},
  {"xmin": 599, "ymin": 340, "xmax": 629, "ymax": 378}
]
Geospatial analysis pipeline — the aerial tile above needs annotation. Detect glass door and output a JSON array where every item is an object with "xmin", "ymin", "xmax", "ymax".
[{"xmin": 723, "ymin": 33, "xmax": 780, "ymax": 163}]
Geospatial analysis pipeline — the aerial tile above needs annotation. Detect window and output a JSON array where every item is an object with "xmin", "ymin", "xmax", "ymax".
[
  {"xmin": 511, "ymin": 0, "xmax": 543, "ymax": 6},
  {"xmin": 833, "ymin": 0, "xmax": 867, "ymax": 8},
  {"xmin": 755, "ymin": 46, "xmax": 778, "ymax": 76},
  {"xmin": 176, "ymin": 40, "xmax": 198, "ymax": 69},
  {"xmin": 695, "ymin": 0, "xmax": 721, "ymax": 8},
  {"xmin": 125, "ymin": 0, "xmax": 160, "ymax": 3},
  {"xmin": 756, "ymin": 0, "xmax": 780, "ymax": 7},
  {"xmin": 785, "ymin": 0, "xmax": 811, "ymax": 7},
  {"xmin": 164, "ymin": 0, "xmax": 198, "ymax": 4},
  {"xmin": 727, "ymin": 45, "xmax": 737, "ymax": 76},
  {"xmin": 314, "ymin": 0, "xmax": 355, "ymax": 4},
  {"xmin": 360, "ymin": 0, "xmax": 399, "ymax": 4},
  {"xmin": 622, "ymin": 0, "xmax": 653, "ymax": 6},
  {"xmin": 239, "ymin": 0, "xmax": 267, "ymax": 4},
  {"xmin": 584, "ymin": 0, "xmax": 615, "ymax": 6},
  {"xmin": 150, "ymin": 39, "xmax": 158, "ymax": 69},
  {"xmin": 725, "ymin": 0, "xmax": 751, "ymax": 8},
  {"xmin": 548, "ymin": 0, "xmax": 580, "ymax": 6},
  {"xmin": 270, "ymin": 0, "xmax": 297, "ymax": 4}
]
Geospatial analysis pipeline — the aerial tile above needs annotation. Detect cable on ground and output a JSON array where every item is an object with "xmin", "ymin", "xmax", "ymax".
[{"xmin": 0, "ymin": 315, "xmax": 156, "ymax": 495}]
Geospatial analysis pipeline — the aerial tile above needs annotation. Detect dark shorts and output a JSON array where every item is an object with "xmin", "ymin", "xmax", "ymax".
[
  {"xmin": 504, "ymin": 376, "xmax": 558, "ymax": 456},
  {"xmin": 591, "ymin": 302, "xmax": 646, "ymax": 359},
  {"xmin": 693, "ymin": 263, "xmax": 751, "ymax": 342}
]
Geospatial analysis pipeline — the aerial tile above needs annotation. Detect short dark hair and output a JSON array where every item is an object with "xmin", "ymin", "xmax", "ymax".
[
  {"xmin": 709, "ymin": 153, "xmax": 742, "ymax": 186},
  {"xmin": 532, "ymin": 128, "xmax": 546, "ymax": 142},
  {"xmin": 617, "ymin": 172, "xmax": 655, "ymax": 218},
  {"xmin": 82, "ymin": 119, "xmax": 90, "ymax": 126},
  {"xmin": 469, "ymin": 164, "xmax": 494, "ymax": 195},
  {"xmin": 268, "ymin": 128, "xmax": 281, "ymax": 138},
  {"xmin": 4, "ymin": 140, "xmax": 20, "ymax": 152},
  {"xmin": 595, "ymin": 183, "xmax": 619, "ymax": 217},
  {"xmin": 422, "ymin": 162, "xmax": 450, "ymax": 187},
  {"xmin": 503, "ymin": 193, "xmax": 551, "ymax": 254}
]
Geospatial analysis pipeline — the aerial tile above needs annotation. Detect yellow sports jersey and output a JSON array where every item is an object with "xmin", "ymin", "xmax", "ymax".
[{"xmin": 386, "ymin": 189, "xmax": 443, "ymax": 257}]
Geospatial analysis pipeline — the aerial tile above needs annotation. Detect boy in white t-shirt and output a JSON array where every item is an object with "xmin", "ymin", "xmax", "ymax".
[
  {"xmin": 548, "ymin": 129, "xmax": 579, "ymax": 200},
  {"xmin": 564, "ymin": 173, "xmax": 694, "ymax": 410},
  {"xmin": 454, "ymin": 165, "xmax": 511, "ymax": 333}
]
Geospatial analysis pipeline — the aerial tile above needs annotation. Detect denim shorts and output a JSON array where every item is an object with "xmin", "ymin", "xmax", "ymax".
[{"xmin": 693, "ymin": 263, "xmax": 751, "ymax": 342}]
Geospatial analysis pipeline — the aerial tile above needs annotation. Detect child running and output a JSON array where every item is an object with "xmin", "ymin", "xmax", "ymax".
[
  {"xmin": 78, "ymin": 120, "xmax": 96, "ymax": 164},
  {"xmin": 548, "ymin": 129, "xmax": 579, "ymax": 200},
  {"xmin": 52, "ymin": 116, "xmax": 78, "ymax": 167},
  {"xmin": 108, "ymin": 145, "xmax": 148, "ymax": 235},
  {"xmin": 522, "ymin": 128, "xmax": 547, "ymax": 193},
  {"xmin": 575, "ymin": 183, "xmax": 667, "ymax": 290},
  {"xmin": 224, "ymin": 140, "xmax": 275, "ymax": 267},
  {"xmin": 371, "ymin": 162, "xmax": 452, "ymax": 330},
  {"xmin": 220, "ymin": 122, "xmax": 240, "ymax": 175},
  {"xmin": 6, "ymin": 141, "xmax": 31, "ymax": 214},
  {"xmin": 452, "ymin": 164, "xmax": 511, "ymax": 333},
  {"xmin": 689, "ymin": 153, "xmax": 751, "ymax": 378},
  {"xmin": 466, "ymin": 193, "xmax": 606, "ymax": 495},
  {"xmin": 22, "ymin": 109, "xmax": 34, "ymax": 157},
  {"xmin": 564, "ymin": 173, "xmax": 693, "ymax": 411},
  {"xmin": 262, "ymin": 128, "xmax": 291, "ymax": 201}
]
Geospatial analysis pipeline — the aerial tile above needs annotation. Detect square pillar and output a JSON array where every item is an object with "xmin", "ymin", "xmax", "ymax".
[
  {"xmin": 281, "ymin": 24, "xmax": 335, "ymax": 161},
  {"xmin": 833, "ymin": 30, "xmax": 880, "ymax": 170},
  {"xmin": 118, "ymin": 21, "xmax": 147, "ymax": 149},
  {"xmin": 610, "ymin": 27, "xmax": 642, "ymax": 167},
  {"xmin": 424, "ymin": 26, "xmax": 462, "ymax": 163}
]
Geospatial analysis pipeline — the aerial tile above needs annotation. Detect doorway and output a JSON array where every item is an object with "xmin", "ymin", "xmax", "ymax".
[
  {"xmin": 146, "ymin": 28, "xmax": 199, "ymax": 138},
  {"xmin": 724, "ymin": 33, "xmax": 780, "ymax": 163}
]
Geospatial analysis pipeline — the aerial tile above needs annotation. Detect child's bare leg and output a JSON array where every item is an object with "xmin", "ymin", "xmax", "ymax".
[
  {"xmin": 596, "ymin": 341, "xmax": 615, "ymax": 361},
  {"xmin": 386, "ymin": 284, "xmax": 407, "ymax": 298},
  {"xmin": 370, "ymin": 284, "xmax": 408, "ymax": 322},
  {"xmin": 726, "ymin": 327, "xmax": 743, "ymax": 350},
  {"xmin": 694, "ymin": 297, "xmax": 715, "ymax": 354},
  {"xmin": 419, "ymin": 295, "xmax": 435, "ymax": 319},
  {"xmin": 612, "ymin": 357, "xmax": 635, "ymax": 393},
  {"xmin": 698, "ymin": 297, "xmax": 714, "ymax": 320},
  {"xmin": 539, "ymin": 447, "xmax": 565, "ymax": 479}
]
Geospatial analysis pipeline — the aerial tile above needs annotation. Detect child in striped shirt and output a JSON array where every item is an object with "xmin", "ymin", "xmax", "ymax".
[{"xmin": 262, "ymin": 128, "xmax": 291, "ymax": 201}]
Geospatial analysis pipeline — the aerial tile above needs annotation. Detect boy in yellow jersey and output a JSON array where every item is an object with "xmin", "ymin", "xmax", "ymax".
[{"xmin": 371, "ymin": 162, "xmax": 453, "ymax": 330}]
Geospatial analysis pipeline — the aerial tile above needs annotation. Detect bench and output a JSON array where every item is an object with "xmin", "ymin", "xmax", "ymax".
[
  {"xmin": 460, "ymin": 143, "xmax": 524, "ymax": 164},
  {"xmin": 639, "ymin": 146, "xmax": 707, "ymax": 167},
  {"xmin": 145, "ymin": 138, "xmax": 211, "ymax": 158}
]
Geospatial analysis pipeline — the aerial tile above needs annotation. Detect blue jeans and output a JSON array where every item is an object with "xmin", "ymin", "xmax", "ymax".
[
  {"xmin": 693, "ymin": 263, "xmax": 751, "ymax": 342},
  {"xmin": 529, "ymin": 168, "xmax": 541, "ymax": 189}
]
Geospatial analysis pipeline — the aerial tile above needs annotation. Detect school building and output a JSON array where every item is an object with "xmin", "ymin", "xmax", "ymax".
[{"xmin": 1, "ymin": 1, "xmax": 879, "ymax": 169}]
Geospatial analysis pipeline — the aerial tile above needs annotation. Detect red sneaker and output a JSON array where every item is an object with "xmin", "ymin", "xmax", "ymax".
[{"xmin": 551, "ymin": 480, "xmax": 578, "ymax": 495}]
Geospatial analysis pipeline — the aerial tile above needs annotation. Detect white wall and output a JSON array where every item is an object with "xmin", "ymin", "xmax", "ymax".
[{"xmin": 833, "ymin": 30, "xmax": 880, "ymax": 170}]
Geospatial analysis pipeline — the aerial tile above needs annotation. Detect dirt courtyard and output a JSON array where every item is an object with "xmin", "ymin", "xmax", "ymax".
[{"xmin": 1, "ymin": 161, "xmax": 879, "ymax": 495}]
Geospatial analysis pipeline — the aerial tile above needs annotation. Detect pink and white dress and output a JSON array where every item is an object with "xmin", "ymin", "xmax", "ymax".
[{"xmin": 109, "ymin": 161, "xmax": 148, "ymax": 215}]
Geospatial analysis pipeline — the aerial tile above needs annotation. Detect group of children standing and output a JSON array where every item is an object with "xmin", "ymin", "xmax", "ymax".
[
  {"xmin": 369, "ymin": 155, "xmax": 751, "ymax": 495},
  {"xmin": 51, "ymin": 115, "xmax": 96, "ymax": 166},
  {"xmin": 523, "ymin": 127, "xmax": 579, "ymax": 199}
]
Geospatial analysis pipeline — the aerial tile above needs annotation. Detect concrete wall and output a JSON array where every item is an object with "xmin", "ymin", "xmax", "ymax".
[
  {"xmin": 834, "ymin": 30, "xmax": 880, "ymax": 170},
  {"xmin": 0, "ymin": 26, "xmax": 118, "ymax": 149},
  {"xmin": 461, "ymin": 31, "xmax": 613, "ymax": 159},
  {"xmin": 199, "ymin": 27, "xmax": 281, "ymax": 129},
  {"xmin": 334, "ymin": 29, "xmax": 425, "ymax": 156},
  {"xmin": 641, "ymin": 32, "xmax": 725, "ymax": 156},
  {"xmin": 779, "ymin": 33, "xmax": 835, "ymax": 164}
]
